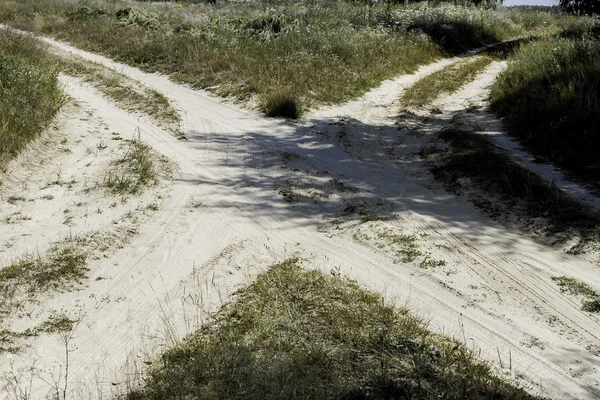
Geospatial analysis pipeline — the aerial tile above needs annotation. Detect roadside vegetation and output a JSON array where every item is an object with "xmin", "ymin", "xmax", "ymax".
[
  {"xmin": 127, "ymin": 258, "xmax": 533, "ymax": 400},
  {"xmin": 427, "ymin": 115, "xmax": 600, "ymax": 248},
  {"xmin": 491, "ymin": 20, "xmax": 600, "ymax": 187},
  {"xmin": 0, "ymin": 0, "xmax": 561, "ymax": 118},
  {"xmin": 0, "ymin": 30, "xmax": 63, "ymax": 170},
  {"xmin": 402, "ymin": 56, "xmax": 494, "ymax": 108}
]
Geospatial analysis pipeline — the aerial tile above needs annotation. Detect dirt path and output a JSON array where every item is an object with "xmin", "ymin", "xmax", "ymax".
[{"xmin": 1, "ymin": 34, "xmax": 600, "ymax": 399}]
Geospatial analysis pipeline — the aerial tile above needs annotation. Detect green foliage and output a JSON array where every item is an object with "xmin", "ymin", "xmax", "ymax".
[
  {"xmin": 127, "ymin": 259, "xmax": 534, "ymax": 399},
  {"xmin": 0, "ymin": 31, "xmax": 64, "ymax": 169},
  {"xmin": 491, "ymin": 30, "xmax": 600, "ymax": 186},
  {"xmin": 104, "ymin": 138, "xmax": 160, "ymax": 195},
  {"xmin": 552, "ymin": 276, "xmax": 600, "ymax": 313},
  {"xmin": 560, "ymin": 0, "xmax": 600, "ymax": 16}
]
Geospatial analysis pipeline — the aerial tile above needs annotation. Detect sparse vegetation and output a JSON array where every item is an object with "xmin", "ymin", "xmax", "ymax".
[
  {"xmin": 103, "ymin": 137, "xmax": 164, "ymax": 195},
  {"xmin": 491, "ymin": 24, "xmax": 600, "ymax": 187},
  {"xmin": 60, "ymin": 56, "xmax": 180, "ymax": 127},
  {"xmin": 428, "ymin": 117, "xmax": 600, "ymax": 245},
  {"xmin": 0, "ymin": 30, "xmax": 63, "ymax": 170},
  {"xmin": 402, "ymin": 56, "xmax": 494, "ymax": 108},
  {"xmin": 0, "ymin": 243, "xmax": 87, "ymax": 319},
  {"xmin": 552, "ymin": 276, "xmax": 600, "ymax": 313},
  {"xmin": 126, "ymin": 259, "xmax": 534, "ymax": 400}
]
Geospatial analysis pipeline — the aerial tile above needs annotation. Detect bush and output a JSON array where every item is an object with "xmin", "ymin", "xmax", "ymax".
[
  {"xmin": 0, "ymin": 31, "xmax": 63, "ymax": 169},
  {"xmin": 260, "ymin": 91, "xmax": 301, "ymax": 119},
  {"xmin": 491, "ymin": 33, "xmax": 600, "ymax": 185}
]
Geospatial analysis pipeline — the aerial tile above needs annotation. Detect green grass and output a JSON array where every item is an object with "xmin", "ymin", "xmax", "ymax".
[
  {"xmin": 491, "ymin": 23, "xmax": 600, "ymax": 187},
  {"xmin": 552, "ymin": 276, "xmax": 600, "ymax": 313},
  {"xmin": 103, "ymin": 138, "xmax": 164, "ymax": 195},
  {"xmin": 402, "ymin": 56, "xmax": 494, "ymax": 108},
  {"xmin": 429, "ymin": 117, "xmax": 600, "ymax": 247},
  {"xmin": 0, "ymin": 1, "xmax": 562, "ymax": 117},
  {"xmin": 0, "ymin": 30, "xmax": 64, "ymax": 170},
  {"xmin": 126, "ymin": 259, "xmax": 533, "ymax": 399},
  {"xmin": 60, "ymin": 56, "xmax": 180, "ymax": 127}
]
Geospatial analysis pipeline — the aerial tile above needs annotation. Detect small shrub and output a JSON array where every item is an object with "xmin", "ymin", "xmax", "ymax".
[{"xmin": 260, "ymin": 91, "xmax": 301, "ymax": 119}]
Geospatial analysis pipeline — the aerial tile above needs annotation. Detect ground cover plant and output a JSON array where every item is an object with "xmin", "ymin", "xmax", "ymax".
[
  {"xmin": 0, "ymin": 30, "xmax": 63, "ymax": 169},
  {"xmin": 428, "ymin": 116, "xmax": 600, "ymax": 248},
  {"xmin": 126, "ymin": 258, "xmax": 534, "ymax": 399},
  {"xmin": 401, "ymin": 55, "xmax": 494, "ymax": 107},
  {"xmin": 552, "ymin": 276, "xmax": 600, "ymax": 313},
  {"xmin": 0, "ymin": 0, "xmax": 560, "ymax": 118},
  {"xmin": 491, "ymin": 22, "xmax": 600, "ymax": 187}
]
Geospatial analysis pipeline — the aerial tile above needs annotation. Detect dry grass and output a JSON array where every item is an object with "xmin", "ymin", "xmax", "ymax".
[{"xmin": 126, "ymin": 259, "xmax": 534, "ymax": 400}]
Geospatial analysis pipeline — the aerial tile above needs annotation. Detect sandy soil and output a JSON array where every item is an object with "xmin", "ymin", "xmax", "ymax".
[{"xmin": 1, "ymin": 33, "xmax": 599, "ymax": 399}]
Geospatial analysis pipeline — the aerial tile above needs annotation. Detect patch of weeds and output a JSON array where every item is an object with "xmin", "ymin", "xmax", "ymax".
[
  {"xmin": 41, "ymin": 194, "xmax": 54, "ymax": 201},
  {"xmin": 35, "ymin": 311, "xmax": 78, "ymax": 334},
  {"xmin": 3, "ymin": 212, "xmax": 32, "ymax": 224},
  {"xmin": 6, "ymin": 196, "xmax": 25, "ymax": 204},
  {"xmin": 103, "ymin": 138, "xmax": 161, "ymax": 195},
  {"xmin": 0, "ymin": 243, "xmax": 87, "ymax": 318},
  {"xmin": 402, "ymin": 56, "xmax": 494, "ymax": 108},
  {"xmin": 419, "ymin": 254, "xmax": 447, "ymax": 269},
  {"xmin": 329, "ymin": 178, "xmax": 357, "ymax": 193},
  {"xmin": 126, "ymin": 259, "xmax": 534, "ymax": 400},
  {"xmin": 146, "ymin": 202, "xmax": 159, "ymax": 211},
  {"xmin": 552, "ymin": 276, "xmax": 600, "ymax": 313},
  {"xmin": 260, "ymin": 91, "xmax": 301, "ymax": 119}
]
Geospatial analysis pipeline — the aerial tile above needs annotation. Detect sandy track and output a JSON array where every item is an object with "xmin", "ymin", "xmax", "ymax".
[{"xmin": 1, "ymin": 34, "xmax": 599, "ymax": 399}]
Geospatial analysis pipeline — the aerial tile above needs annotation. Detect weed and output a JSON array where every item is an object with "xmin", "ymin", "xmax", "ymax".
[
  {"xmin": 552, "ymin": 276, "xmax": 600, "ymax": 313},
  {"xmin": 6, "ymin": 196, "xmax": 26, "ymax": 204},
  {"xmin": 126, "ymin": 259, "xmax": 534, "ymax": 399}
]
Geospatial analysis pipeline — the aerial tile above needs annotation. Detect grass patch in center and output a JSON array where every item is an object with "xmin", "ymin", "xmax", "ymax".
[
  {"xmin": 126, "ymin": 259, "xmax": 533, "ymax": 399},
  {"xmin": 401, "ymin": 55, "xmax": 494, "ymax": 108}
]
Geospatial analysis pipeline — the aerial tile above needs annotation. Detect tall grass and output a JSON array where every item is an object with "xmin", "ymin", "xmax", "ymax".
[
  {"xmin": 0, "ymin": 1, "xmax": 560, "ymax": 117},
  {"xmin": 491, "ymin": 23, "xmax": 600, "ymax": 185},
  {"xmin": 126, "ymin": 259, "xmax": 534, "ymax": 399},
  {"xmin": 0, "ymin": 30, "xmax": 64, "ymax": 170}
]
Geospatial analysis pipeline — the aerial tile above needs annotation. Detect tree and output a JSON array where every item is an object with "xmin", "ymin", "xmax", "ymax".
[{"xmin": 560, "ymin": 0, "xmax": 600, "ymax": 15}]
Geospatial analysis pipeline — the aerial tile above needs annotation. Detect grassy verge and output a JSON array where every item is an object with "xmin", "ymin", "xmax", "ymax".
[
  {"xmin": 552, "ymin": 276, "xmax": 600, "ymax": 313},
  {"xmin": 490, "ymin": 23, "xmax": 600, "ymax": 187},
  {"xmin": 60, "ymin": 56, "xmax": 180, "ymax": 127},
  {"xmin": 126, "ymin": 259, "xmax": 533, "ymax": 399},
  {"xmin": 0, "ymin": 30, "xmax": 64, "ymax": 170},
  {"xmin": 427, "ymin": 116, "xmax": 600, "ymax": 247},
  {"xmin": 0, "ymin": 1, "xmax": 562, "ymax": 117},
  {"xmin": 401, "ymin": 56, "xmax": 494, "ymax": 108}
]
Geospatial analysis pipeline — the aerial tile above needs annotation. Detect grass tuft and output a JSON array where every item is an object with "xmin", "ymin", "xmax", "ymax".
[
  {"xmin": 126, "ymin": 259, "xmax": 534, "ymax": 400},
  {"xmin": 103, "ymin": 137, "xmax": 162, "ymax": 195},
  {"xmin": 260, "ymin": 91, "xmax": 301, "ymax": 119}
]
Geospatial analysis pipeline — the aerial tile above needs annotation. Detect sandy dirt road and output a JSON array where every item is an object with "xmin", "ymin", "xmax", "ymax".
[{"xmin": 1, "ymin": 32, "xmax": 599, "ymax": 399}]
